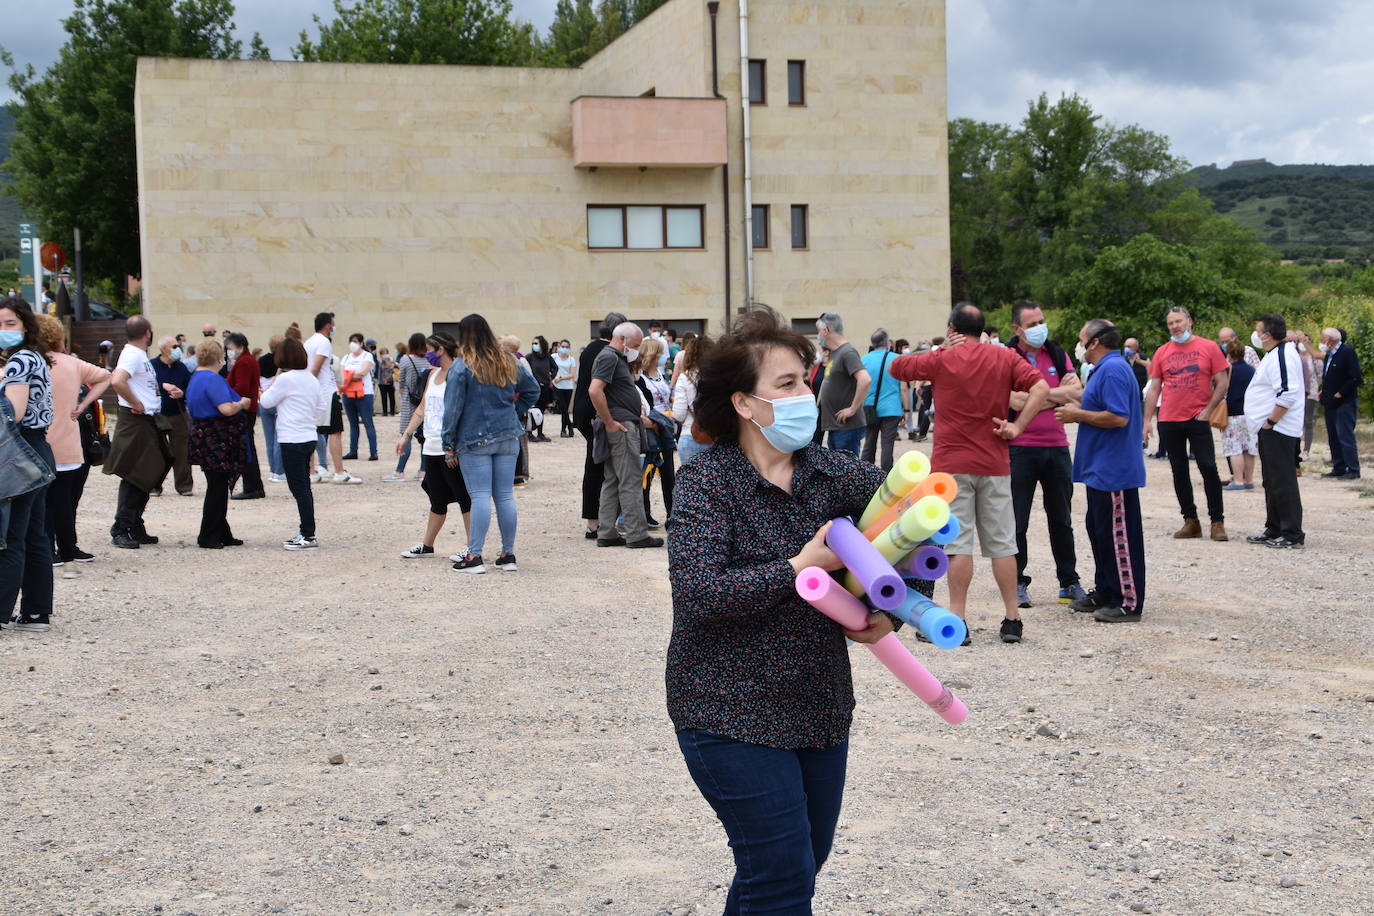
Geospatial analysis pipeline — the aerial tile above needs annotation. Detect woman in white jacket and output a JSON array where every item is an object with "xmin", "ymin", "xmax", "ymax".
[
  {"xmin": 672, "ymin": 336, "xmax": 707, "ymax": 465},
  {"xmin": 259, "ymin": 338, "xmax": 322, "ymax": 550}
]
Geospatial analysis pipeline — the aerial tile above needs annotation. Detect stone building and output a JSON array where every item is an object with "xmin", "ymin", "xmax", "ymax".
[{"xmin": 134, "ymin": 0, "xmax": 949, "ymax": 352}]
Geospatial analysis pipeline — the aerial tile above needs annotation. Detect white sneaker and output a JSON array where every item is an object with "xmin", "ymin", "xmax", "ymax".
[
  {"xmin": 309, "ymin": 471, "xmax": 326, "ymax": 483},
  {"xmin": 333, "ymin": 472, "xmax": 363, "ymax": 484},
  {"xmin": 382, "ymin": 473, "xmax": 407, "ymax": 483},
  {"xmin": 401, "ymin": 544, "xmax": 436, "ymax": 559},
  {"xmin": 268, "ymin": 473, "xmax": 288, "ymax": 483},
  {"xmin": 283, "ymin": 534, "xmax": 319, "ymax": 550},
  {"xmin": 13, "ymin": 621, "xmax": 50, "ymax": 632}
]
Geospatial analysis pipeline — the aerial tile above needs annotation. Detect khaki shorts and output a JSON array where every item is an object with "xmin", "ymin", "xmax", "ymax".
[{"xmin": 948, "ymin": 473, "xmax": 1017, "ymax": 558}]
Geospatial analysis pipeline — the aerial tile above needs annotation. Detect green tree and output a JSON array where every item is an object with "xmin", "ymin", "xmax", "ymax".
[
  {"xmin": 294, "ymin": 0, "xmax": 539, "ymax": 65},
  {"xmin": 2, "ymin": 0, "xmax": 267, "ymax": 296}
]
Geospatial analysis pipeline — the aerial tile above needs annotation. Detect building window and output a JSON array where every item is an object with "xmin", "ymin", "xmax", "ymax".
[
  {"xmin": 790, "ymin": 205, "xmax": 808, "ymax": 249},
  {"xmin": 788, "ymin": 61, "xmax": 805, "ymax": 106},
  {"xmin": 587, "ymin": 205, "xmax": 706, "ymax": 250},
  {"xmin": 748, "ymin": 59, "xmax": 766, "ymax": 105},
  {"xmin": 751, "ymin": 204, "xmax": 769, "ymax": 249}
]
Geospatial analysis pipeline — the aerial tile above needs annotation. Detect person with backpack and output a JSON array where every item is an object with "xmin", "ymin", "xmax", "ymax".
[
  {"xmin": 1005, "ymin": 301, "xmax": 1088, "ymax": 610},
  {"xmin": 385, "ymin": 333, "xmax": 432, "ymax": 483},
  {"xmin": 397, "ymin": 333, "xmax": 470, "ymax": 559},
  {"xmin": 35, "ymin": 315, "xmax": 110, "ymax": 565}
]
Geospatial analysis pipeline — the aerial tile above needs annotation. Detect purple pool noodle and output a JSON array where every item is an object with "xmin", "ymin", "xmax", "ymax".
[
  {"xmin": 902, "ymin": 545, "xmax": 949, "ymax": 581},
  {"xmin": 825, "ymin": 518, "xmax": 905, "ymax": 610}
]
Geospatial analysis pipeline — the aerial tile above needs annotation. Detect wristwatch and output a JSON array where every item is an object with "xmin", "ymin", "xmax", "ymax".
[{"xmin": 1264, "ymin": 417, "xmax": 1278, "ymax": 428}]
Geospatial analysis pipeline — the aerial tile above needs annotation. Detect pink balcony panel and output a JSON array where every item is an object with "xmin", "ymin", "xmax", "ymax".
[{"xmin": 571, "ymin": 96, "xmax": 727, "ymax": 169}]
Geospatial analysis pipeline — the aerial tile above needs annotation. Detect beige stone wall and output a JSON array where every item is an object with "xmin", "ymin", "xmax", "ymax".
[{"xmin": 134, "ymin": 0, "xmax": 948, "ymax": 357}]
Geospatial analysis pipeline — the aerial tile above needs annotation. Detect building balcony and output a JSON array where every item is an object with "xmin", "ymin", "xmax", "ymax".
[{"xmin": 571, "ymin": 96, "xmax": 727, "ymax": 169}]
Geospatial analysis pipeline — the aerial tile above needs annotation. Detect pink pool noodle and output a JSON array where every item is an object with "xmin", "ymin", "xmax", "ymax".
[
  {"xmin": 901, "ymin": 545, "xmax": 949, "ymax": 580},
  {"xmin": 795, "ymin": 568, "xmax": 967, "ymax": 725},
  {"xmin": 868, "ymin": 634, "xmax": 968, "ymax": 725},
  {"xmin": 824, "ymin": 517, "xmax": 905, "ymax": 611}
]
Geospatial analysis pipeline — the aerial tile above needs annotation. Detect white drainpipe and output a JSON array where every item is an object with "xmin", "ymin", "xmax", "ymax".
[{"xmin": 739, "ymin": 0, "xmax": 755, "ymax": 308}]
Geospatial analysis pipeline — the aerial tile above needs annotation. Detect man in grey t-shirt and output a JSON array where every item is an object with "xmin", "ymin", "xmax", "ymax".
[
  {"xmin": 816, "ymin": 312, "xmax": 871, "ymax": 455},
  {"xmin": 589, "ymin": 322, "xmax": 662, "ymax": 549}
]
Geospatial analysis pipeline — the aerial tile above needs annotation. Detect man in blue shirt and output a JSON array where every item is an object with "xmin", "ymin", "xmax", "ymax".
[
  {"xmin": 1053, "ymin": 319, "xmax": 1147, "ymax": 623},
  {"xmin": 860, "ymin": 328, "xmax": 903, "ymax": 471},
  {"xmin": 152, "ymin": 335, "xmax": 194, "ymax": 497}
]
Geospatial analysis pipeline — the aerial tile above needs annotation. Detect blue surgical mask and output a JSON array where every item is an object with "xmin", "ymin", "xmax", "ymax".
[
  {"xmin": 0, "ymin": 329, "xmax": 22, "ymax": 349},
  {"xmin": 749, "ymin": 393, "xmax": 819, "ymax": 453},
  {"xmin": 1123, "ymin": 347, "xmax": 1135, "ymax": 358},
  {"xmin": 1170, "ymin": 331, "xmax": 1192, "ymax": 345},
  {"xmin": 531, "ymin": 344, "xmax": 540, "ymax": 353},
  {"xmin": 558, "ymin": 346, "xmax": 569, "ymax": 356},
  {"xmin": 1023, "ymin": 325, "xmax": 1049, "ymax": 348},
  {"xmin": 171, "ymin": 347, "xmax": 184, "ymax": 361}
]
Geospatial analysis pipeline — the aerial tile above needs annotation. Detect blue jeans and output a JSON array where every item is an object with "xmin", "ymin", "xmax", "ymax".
[
  {"xmin": 260, "ymin": 405, "xmax": 284, "ymax": 476},
  {"xmin": 678, "ymin": 434, "xmax": 709, "ymax": 466},
  {"xmin": 316, "ymin": 433, "xmax": 329, "ymax": 468},
  {"xmin": 343, "ymin": 395, "xmax": 377, "ymax": 458},
  {"xmin": 459, "ymin": 437, "xmax": 520, "ymax": 557},
  {"xmin": 677, "ymin": 729, "xmax": 848, "ymax": 915},
  {"xmin": 0, "ymin": 429, "xmax": 54, "ymax": 625},
  {"xmin": 396, "ymin": 430, "xmax": 417, "ymax": 473},
  {"xmin": 827, "ymin": 427, "xmax": 863, "ymax": 456}
]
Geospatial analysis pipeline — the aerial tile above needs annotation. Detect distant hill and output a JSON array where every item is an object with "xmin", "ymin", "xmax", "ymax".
[
  {"xmin": 0, "ymin": 108, "xmax": 23, "ymax": 262},
  {"xmin": 1188, "ymin": 160, "xmax": 1374, "ymax": 259}
]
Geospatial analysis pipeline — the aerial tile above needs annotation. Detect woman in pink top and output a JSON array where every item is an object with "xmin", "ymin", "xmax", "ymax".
[{"xmin": 37, "ymin": 316, "xmax": 111, "ymax": 564}]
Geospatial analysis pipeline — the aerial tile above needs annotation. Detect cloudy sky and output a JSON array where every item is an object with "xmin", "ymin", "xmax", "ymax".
[{"xmin": 4, "ymin": 0, "xmax": 1373, "ymax": 167}]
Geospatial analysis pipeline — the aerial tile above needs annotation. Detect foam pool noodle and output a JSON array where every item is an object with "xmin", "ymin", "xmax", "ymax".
[
  {"xmin": 860, "ymin": 472, "xmax": 957, "ymax": 540},
  {"xmin": 885, "ymin": 586, "xmax": 966, "ymax": 650},
  {"xmin": 856, "ymin": 451, "xmax": 931, "ymax": 531},
  {"xmin": 901, "ymin": 545, "xmax": 949, "ymax": 581},
  {"xmin": 923, "ymin": 513, "xmax": 960, "ymax": 547},
  {"xmin": 795, "ymin": 568, "xmax": 968, "ymax": 724},
  {"xmin": 826, "ymin": 518, "xmax": 905, "ymax": 611},
  {"xmin": 866, "ymin": 496, "xmax": 950, "ymax": 565}
]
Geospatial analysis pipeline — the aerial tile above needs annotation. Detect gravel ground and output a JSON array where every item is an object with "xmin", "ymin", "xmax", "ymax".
[{"xmin": 2, "ymin": 426, "xmax": 1371, "ymax": 916}]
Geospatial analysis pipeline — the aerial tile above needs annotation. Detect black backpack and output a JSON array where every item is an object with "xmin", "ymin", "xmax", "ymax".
[
  {"xmin": 77, "ymin": 386, "xmax": 111, "ymax": 466},
  {"xmin": 409, "ymin": 366, "xmax": 433, "ymax": 443}
]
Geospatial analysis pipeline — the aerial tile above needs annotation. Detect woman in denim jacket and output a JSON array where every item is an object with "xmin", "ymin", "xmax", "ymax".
[{"xmin": 442, "ymin": 314, "xmax": 538, "ymax": 574}]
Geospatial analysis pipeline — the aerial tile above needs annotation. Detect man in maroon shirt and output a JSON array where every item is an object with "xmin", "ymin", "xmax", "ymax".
[
  {"xmin": 891, "ymin": 304, "xmax": 1050, "ymax": 644},
  {"xmin": 225, "ymin": 332, "xmax": 265, "ymax": 500}
]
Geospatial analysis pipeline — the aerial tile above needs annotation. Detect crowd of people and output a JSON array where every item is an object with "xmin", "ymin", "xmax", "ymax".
[{"xmin": 1, "ymin": 290, "xmax": 1367, "ymax": 914}]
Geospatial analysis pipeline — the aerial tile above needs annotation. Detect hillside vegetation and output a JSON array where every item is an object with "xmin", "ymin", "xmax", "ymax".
[
  {"xmin": 1189, "ymin": 161, "xmax": 1374, "ymax": 260},
  {"xmin": 0, "ymin": 109, "xmax": 22, "ymax": 262}
]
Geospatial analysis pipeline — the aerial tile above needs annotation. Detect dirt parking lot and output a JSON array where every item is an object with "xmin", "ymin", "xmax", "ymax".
[{"xmin": 2, "ymin": 427, "xmax": 1371, "ymax": 915}]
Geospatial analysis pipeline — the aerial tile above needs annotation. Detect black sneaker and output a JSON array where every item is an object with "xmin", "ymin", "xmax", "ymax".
[
  {"xmin": 1246, "ymin": 532, "xmax": 1276, "ymax": 544},
  {"xmin": 627, "ymin": 536, "xmax": 665, "ymax": 549},
  {"xmin": 596, "ymin": 536, "xmax": 626, "ymax": 547},
  {"xmin": 66, "ymin": 549, "xmax": 96, "ymax": 563},
  {"xmin": 1265, "ymin": 537, "xmax": 1304, "ymax": 550},
  {"xmin": 1069, "ymin": 589, "xmax": 1109, "ymax": 613},
  {"xmin": 584, "ymin": 529, "xmax": 598, "ymax": 540},
  {"xmin": 452, "ymin": 553, "xmax": 486, "ymax": 574},
  {"xmin": 1093, "ymin": 606, "xmax": 1142, "ymax": 623},
  {"xmin": 112, "ymin": 529, "xmax": 139, "ymax": 550},
  {"xmin": 960, "ymin": 620, "xmax": 973, "ymax": 646},
  {"xmin": 645, "ymin": 516, "xmax": 662, "ymax": 529},
  {"xmin": 400, "ymin": 544, "xmax": 436, "ymax": 559},
  {"xmin": 493, "ymin": 553, "xmax": 518, "ymax": 571},
  {"xmin": 999, "ymin": 618, "xmax": 1023, "ymax": 643},
  {"xmin": 133, "ymin": 529, "xmax": 159, "ymax": 545}
]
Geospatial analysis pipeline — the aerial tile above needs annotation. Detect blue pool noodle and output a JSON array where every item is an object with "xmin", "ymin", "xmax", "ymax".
[
  {"xmin": 923, "ymin": 514, "xmax": 960, "ymax": 547},
  {"xmin": 887, "ymin": 587, "xmax": 966, "ymax": 650}
]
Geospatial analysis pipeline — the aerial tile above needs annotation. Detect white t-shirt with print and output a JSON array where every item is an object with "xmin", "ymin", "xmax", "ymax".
[
  {"xmin": 115, "ymin": 343, "xmax": 162, "ymax": 414},
  {"xmin": 421, "ymin": 370, "xmax": 447, "ymax": 457}
]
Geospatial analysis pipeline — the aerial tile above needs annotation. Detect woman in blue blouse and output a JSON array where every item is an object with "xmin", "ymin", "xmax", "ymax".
[
  {"xmin": 666, "ymin": 309, "xmax": 895, "ymax": 914},
  {"xmin": 185, "ymin": 338, "xmax": 252, "ymax": 549},
  {"xmin": 0, "ymin": 295, "xmax": 56, "ymax": 632}
]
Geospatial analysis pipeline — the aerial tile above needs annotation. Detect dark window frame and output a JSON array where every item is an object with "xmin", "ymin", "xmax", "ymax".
[
  {"xmin": 747, "ymin": 59, "xmax": 767, "ymax": 106},
  {"xmin": 787, "ymin": 60, "xmax": 806, "ymax": 106},
  {"xmin": 751, "ymin": 204, "xmax": 770, "ymax": 250},
  {"xmin": 586, "ymin": 204, "xmax": 707, "ymax": 251},
  {"xmin": 790, "ymin": 204, "xmax": 809, "ymax": 250}
]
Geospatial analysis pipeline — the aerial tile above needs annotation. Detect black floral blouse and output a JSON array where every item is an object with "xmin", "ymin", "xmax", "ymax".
[{"xmin": 666, "ymin": 441, "xmax": 889, "ymax": 749}]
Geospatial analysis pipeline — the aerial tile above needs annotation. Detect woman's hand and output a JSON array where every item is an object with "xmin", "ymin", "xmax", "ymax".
[
  {"xmin": 790, "ymin": 521, "xmax": 844, "ymax": 574},
  {"xmin": 843, "ymin": 612, "xmax": 894, "ymax": 645}
]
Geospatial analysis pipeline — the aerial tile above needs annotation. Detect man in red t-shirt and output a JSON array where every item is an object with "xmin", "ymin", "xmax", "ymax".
[
  {"xmin": 1143, "ymin": 307, "xmax": 1230, "ymax": 541},
  {"xmin": 890, "ymin": 304, "xmax": 1050, "ymax": 645}
]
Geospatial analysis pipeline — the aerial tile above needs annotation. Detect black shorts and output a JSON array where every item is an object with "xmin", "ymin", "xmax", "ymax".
[
  {"xmin": 421, "ymin": 454, "xmax": 471, "ymax": 515},
  {"xmin": 316, "ymin": 392, "xmax": 344, "ymax": 435}
]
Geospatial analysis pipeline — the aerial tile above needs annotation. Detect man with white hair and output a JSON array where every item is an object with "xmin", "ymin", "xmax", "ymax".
[
  {"xmin": 816, "ymin": 312, "xmax": 871, "ymax": 455},
  {"xmin": 1319, "ymin": 327, "xmax": 1362, "ymax": 479},
  {"xmin": 589, "ymin": 321, "xmax": 662, "ymax": 548},
  {"xmin": 151, "ymin": 335, "xmax": 194, "ymax": 497},
  {"xmin": 1217, "ymin": 327, "xmax": 1260, "ymax": 369}
]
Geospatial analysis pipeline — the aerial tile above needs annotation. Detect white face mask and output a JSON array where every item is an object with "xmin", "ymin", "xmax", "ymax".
[
  {"xmin": 1074, "ymin": 342, "xmax": 1087, "ymax": 363},
  {"xmin": 624, "ymin": 346, "xmax": 640, "ymax": 363},
  {"xmin": 349, "ymin": 341, "xmax": 362, "ymax": 353},
  {"xmin": 226, "ymin": 347, "xmax": 237, "ymax": 360}
]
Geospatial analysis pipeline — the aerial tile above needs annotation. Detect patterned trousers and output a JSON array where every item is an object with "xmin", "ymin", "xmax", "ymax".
[{"xmin": 1084, "ymin": 486, "xmax": 1146, "ymax": 615}]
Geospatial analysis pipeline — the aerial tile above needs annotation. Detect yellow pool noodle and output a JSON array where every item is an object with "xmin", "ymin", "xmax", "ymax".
[{"xmin": 845, "ymin": 495, "xmax": 951, "ymax": 596}]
